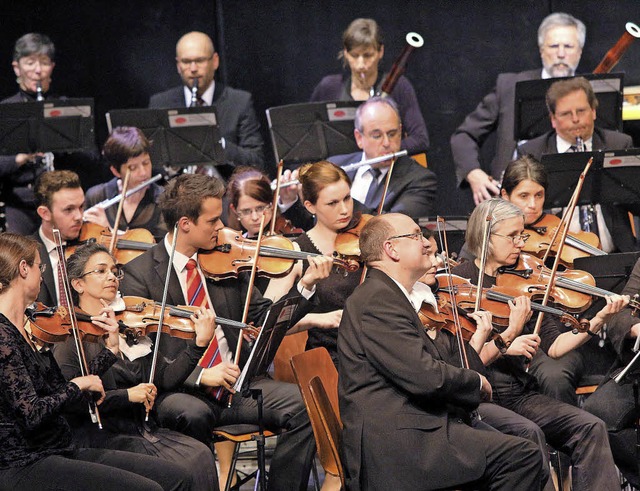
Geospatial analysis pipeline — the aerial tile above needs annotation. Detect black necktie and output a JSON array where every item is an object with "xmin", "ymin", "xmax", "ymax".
[{"xmin": 365, "ymin": 168, "xmax": 381, "ymax": 208}]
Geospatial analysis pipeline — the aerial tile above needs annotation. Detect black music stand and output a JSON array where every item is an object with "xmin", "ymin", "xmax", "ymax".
[
  {"xmin": 575, "ymin": 252, "xmax": 640, "ymax": 295},
  {"xmin": 266, "ymin": 101, "xmax": 361, "ymax": 166},
  {"xmin": 0, "ymin": 98, "xmax": 95, "ymax": 153},
  {"xmin": 106, "ymin": 107, "xmax": 224, "ymax": 168},
  {"xmin": 232, "ymin": 295, "xmax": 302, "ymax": 491},
  {"xmin": 514, "ymin": 73, "xmax": 624, "ymax": 141},
  {"xmin": 541, "ymin": 150, "xmax": 640, "ymax": 208}
]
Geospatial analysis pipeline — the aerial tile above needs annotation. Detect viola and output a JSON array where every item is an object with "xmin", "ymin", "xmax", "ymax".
[
  {"xmin": 525, "ymin": 213, "xmax": 605, "ymax": 266},
  {"xmin": 198, "ymin": 228, "xmax": 359, "ymax": 280},
  {"xmin": 435, "ymin": 274, "xmax": 588, "ymax": 332},
  {"xmin": 25, "ymin": 302, "xmax": 110, "ymax": 344},
  {"xmin": 67, "ymin": 222, "xmax": 155, "ymax": 264}
]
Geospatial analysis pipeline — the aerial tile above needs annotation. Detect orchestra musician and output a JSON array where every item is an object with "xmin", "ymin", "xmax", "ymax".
[
  {"xmin": 517, "ymin": 76, "xmax": 636, "ymax": 253},
  {"xmin": 265, "ymin": 161, "xmax": 362, "ymax": 369},
  {"xmin": 51, "ymin": 242, "xmax": 218, "ymax": 491},
  {"xmin": 0, "ymin": 233, "xmax": 192, "ymax": 491},
  {"xmin": 83, "ymin": 126, "xmax": 167, "ymax": 240},
  {"xmin": 33, "ymin": 170, "xmax": 86, "ymax": 307},
  {"xmin": 459, "ymin": 156, "xmax": 615, "ymax": 406},
  {"xmin": 583, "ymin": 256, "xmax": 640, "ymax": 489},
  {"xmin": 119, "ymin": 173, "xmax": 333, "ymax": 491},
  {"xmin": 149, "ymin": 31, "xmax": 264, "ymax": 178},
  {"xmin": 452, "ymin": 198, "xmax": 627, "ymax": 491},
  {"xmin": 451, "ymin": 12, "xmax": 586, "ymax": 207},
  {"xmin": 310, "ymin": 17, "xmax": 429, "ymax": 155},
  {"xmin": 337, "ymin": 213, "xmax": 544, "ymax": 490}
]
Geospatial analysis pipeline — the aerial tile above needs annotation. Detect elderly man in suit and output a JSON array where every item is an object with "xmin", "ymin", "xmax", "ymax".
[
  {"xmin": 149, "ymin": 31, "xmax": 264, "ymax": 179},
  {"xmin": 451, "ymin": 12, "xmax": 586, "ymax": 206},
  {"xmin": 120, "ymin": 173, "xmax": 333, "ymax": 491},
  {"xmin": 517, "ymin": 76, "xmax": 636, "ymax": 252},
  {"xmin": 338, "ymin": 212, "xmax": 543, "ymax": 490}
]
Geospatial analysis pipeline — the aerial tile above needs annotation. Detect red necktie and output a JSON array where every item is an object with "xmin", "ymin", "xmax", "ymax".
[
  {"xmin": 57, "ymin": 261, "xmax": 68, "ymax": 307},
  {"xmin": 187, "ymin": 259, "xmax": 225, "ymax": 400}
]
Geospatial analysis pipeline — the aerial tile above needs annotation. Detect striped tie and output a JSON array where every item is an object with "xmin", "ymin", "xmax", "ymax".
[{"xmin": 186, "ymin": 259, "xmax": 225, "ymax": 400}]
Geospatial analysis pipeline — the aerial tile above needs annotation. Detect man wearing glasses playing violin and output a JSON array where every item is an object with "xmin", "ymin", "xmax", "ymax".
[
  {"xmin": 120, "ymin": 173, "xmax": 333, "ymax": 491},
  {"xmin": 149, "ymin": 31, "xmax": 265, "ymax": 179},
  {"xmin": 338, "ymin": 212, "xmax": 544, "ymax": 490}
]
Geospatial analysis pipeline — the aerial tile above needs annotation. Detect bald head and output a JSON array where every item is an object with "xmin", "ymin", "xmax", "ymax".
[{"xmin": 175, "ymin": 31, "xmax": 219, "ymax": 95}]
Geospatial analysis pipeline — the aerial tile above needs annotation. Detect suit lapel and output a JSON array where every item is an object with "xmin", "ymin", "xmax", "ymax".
[{"xmin": 152, "ymin": 245, "xmax": 184, "ymax": 305}]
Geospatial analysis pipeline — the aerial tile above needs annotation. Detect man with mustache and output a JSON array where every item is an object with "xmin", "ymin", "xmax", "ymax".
[{"xmin": 451, "ymin": 12, "xmax": 586, "ymax": 207}]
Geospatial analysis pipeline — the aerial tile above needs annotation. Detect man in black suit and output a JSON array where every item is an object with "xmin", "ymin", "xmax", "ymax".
[
  {"xmin": 338, "ymin": 213, "xmax": 543, "ymax": 490},
  {"xmin": 119, "ymin": 173, "xmax": 333, "ymax": 491},
  {"xmin": 148, "ymin": 31, "xmax": 264, "ymax": 179},
  {"xmin": 33, "ymin": 170, "xmax": 86, "ymax": 307},
  {"xmin": 451, "ymin": 12, "xmax": 586, "ymax": 206},
  {"xmin": 518, "ymin": 76, "xmax": 636, "ymax": 252}
]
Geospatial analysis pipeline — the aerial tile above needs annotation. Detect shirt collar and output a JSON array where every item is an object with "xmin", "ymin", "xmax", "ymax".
[
  {"xmin": 162, "ymin": 234, "xmax": 197, "ymax": 273},
  {"xmin": 556, "ymin": 134, "xmax": 593, "ymax": 153},
  {"xmin": 182, "ymin": 81, "xmax": 215, "ymax": 106}
]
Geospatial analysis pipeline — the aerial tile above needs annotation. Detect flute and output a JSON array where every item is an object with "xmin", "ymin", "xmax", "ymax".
[
  {"xmin": 271, "ymin": 150, "xmax": 408, "ymax": 190},
  {"xmin": 91, "ymin": 174, "xmax": 162, "ymax": 210}
]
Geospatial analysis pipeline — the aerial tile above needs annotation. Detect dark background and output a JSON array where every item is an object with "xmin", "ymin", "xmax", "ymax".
[{"xmin": 1, "ymin": 0, "xmax": 639, "ymax": 216}]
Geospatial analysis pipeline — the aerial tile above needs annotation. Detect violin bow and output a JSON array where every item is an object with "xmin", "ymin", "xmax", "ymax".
[
  {"xmin": 270, "ymin": 160, "xmax": 285, "ymax": 235},
  {"xmin": 437, "ymin": 216, "xmax": 470, "ymax": 369},
  {"xmin": 108, "ymin": 168, "xmax": 132, "ymax": 255},
  {"xmin": 533, "ymin": 157, "xmax": 594, "ymax": 336},
  {"xmin": 474, "ymin": 205, "xmax": 494, "ymax": 312},
  {"xmin": 229, "ymin": 212, "xmax": 268, "ymax": 406},
  {"xmin": 146, "ymin": 224, "xmax": 179, "ymax": 421},
  {"xmin": 53, "ymin": 228, "xmax": 103, "ymax": 428}
]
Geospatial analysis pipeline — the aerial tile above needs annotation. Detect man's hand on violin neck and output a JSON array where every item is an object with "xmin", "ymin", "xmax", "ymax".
[{"xmin": 191, "ymin": 307, "xmax": 216, "ymax": 347}]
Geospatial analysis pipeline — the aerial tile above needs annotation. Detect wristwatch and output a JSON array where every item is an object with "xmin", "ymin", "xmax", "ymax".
[{"xmin": 494, "ymin": 334, "xmax": 511, "ymax": 355}]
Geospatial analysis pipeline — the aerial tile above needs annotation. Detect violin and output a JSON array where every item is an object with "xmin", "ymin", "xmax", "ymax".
[
  {"xmin": 525, "ymin": 213, "xmax": 604, "ymax": 266},
  {"xmin": 496, "ymin": 253, "xmax": 598, "ymax": 314},
  {"xmin": 435, "ymin": 274, "xmax": 588, "ymax": 332},
  {"xmin": 25, "ymin": 302, "xmax": 110, "ymax": 344},
  {"xmin": 68, "ymin": 222, "xmax": 155, "ymax": 264},
  {"xmin": 272, "ymin": 215, "xmax": 304, "ymax": 237},
  {"xmin": 418, "ymin": 297, "xmax": 478, "ymax": 342},
  {"xmin": 334, "ymin": 213, "xmax": 374, "ymax": 260},
  {"xmin": 198, "ymin": 228, "xmax": 359, "ymax": 280}
]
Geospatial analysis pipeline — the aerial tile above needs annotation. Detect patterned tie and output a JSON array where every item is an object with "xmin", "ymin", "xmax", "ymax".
[
  {"xmin": 57, "ymin": 261, "xmax": 68, "ymax": 307},
  {"xmin": 365, "ymin": 167, "xmax": 382, "ymax": 208},
  {"xmin": 186, "ymin": 259, "xmax": 225, "ymax": 400}
]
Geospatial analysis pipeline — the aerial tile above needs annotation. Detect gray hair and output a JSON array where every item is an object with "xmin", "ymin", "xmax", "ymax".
[
  {"xmin": 354, "ymin": 96, "xmax": 400, "ymax": 133},
  {"xmin": 13, "ymin": 33, "xmax": 55, "ymax": 62},
  {"xmin": 538, "ymin": 13, "xmax": 586, "ymax": 49},
  {"xmin": 466, "ymin": 198, "xmax": 524, "ymax": 259}
]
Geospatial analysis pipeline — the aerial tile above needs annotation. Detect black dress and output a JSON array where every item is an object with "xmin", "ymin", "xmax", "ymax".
[{"xmin": 295, "ymin": 232, "xmax": 361, "ymax": 367}]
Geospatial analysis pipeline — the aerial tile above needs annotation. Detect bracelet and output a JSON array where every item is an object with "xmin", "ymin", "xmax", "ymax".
[{"xmin": 494, "ymin": 334, "xmax": 511, "ymax": 355}]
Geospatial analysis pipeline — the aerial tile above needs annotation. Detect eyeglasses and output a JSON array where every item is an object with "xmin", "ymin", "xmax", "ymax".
[
  {"xmin": 80, "ymin": 266, "xmax": 125, "ymax": 280},
  {"xmin": 387, "ymin": 231, "xmax": 425, "ymax": 241},
  {"xmin": 491, "ymin": 233, "xmax": 530, "ymax": 245},
  {"xmin": 33, "ymin": 262, "xmax": 47, "ymax": 274},
  {"xmin": 177, "ymin": 56, "xmax": 213, "ymax": 67},
  {"xmin": 235, "ymin": 204, "xmax": 272, "ymax": 218}
]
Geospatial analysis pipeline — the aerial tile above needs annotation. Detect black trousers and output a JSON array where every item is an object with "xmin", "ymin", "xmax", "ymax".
[
  {"xmin": 0, "ymin": 447, "xmax": 192, "ymax": 491},
  {"xmin": 494, "ymin": 387, "xmax": 619, "ymax": 491},
  {"xmin": 156, "ymin": 377, "xmax": 315, "ymax": 491}
]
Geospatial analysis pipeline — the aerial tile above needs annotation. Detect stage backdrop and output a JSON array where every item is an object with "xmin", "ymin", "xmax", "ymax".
[{"xmin": 1, "ymin": 0, "xmax": 638, "ymax": 215}]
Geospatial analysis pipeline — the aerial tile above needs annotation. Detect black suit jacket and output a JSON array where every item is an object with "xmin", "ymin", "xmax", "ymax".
[
  {"xmin": 338, "ymin": 268, "xmax": 484, "ymax": 489},
  {"xmin": 34, "ymin": 232, "xmax": 57, "ymax": 307},
  {"xmin": 451, "ymin": 69, "xmax": 540, "ymax": 186},
  {"xmin": 329, "ymin": 152, "xmax": 437, "ymax": 218},
  {"xmin": 119, "ymin": 242, "xmax": 311, "ymax": 376},
  {"xmin": 148, "ymin": 83, "xmax": 264, "ymax": 175},
  {"xmin": 517, "ymin": 127, "xmax": 637, "ymax": 252}
]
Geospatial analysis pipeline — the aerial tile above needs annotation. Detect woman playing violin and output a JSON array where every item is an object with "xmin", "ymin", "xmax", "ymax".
[
  {"xmin": 50, "ymin": 242, "xmax": 217, "ymax": 491},
  {"xmin": 83, "ymin": 126, "xmax": 167, "ymax": 240},
  {"xmin": 452, "ymin": 198, "xmax": 626, "ymax": 491},
  {"xmin": 265, "ymin": 161, "xmax": 362, "ymax": 368},
  {"xmin": 0, "ymin": 233, "xmax": 192, "ymax": 491}
]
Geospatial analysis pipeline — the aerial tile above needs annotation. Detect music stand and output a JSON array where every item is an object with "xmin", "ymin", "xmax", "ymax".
[
  {"xmin": 106, "ymin": 107, "xmax": 224, "ymax": 168},
  {"xmin": 575, "ymin": 252, "xmax": 640, "ymax": 295},
  {"xmin": 514, "ymin": 73, "xmax": 624, "ymax": 141},
  {"xmin": 541, "ymin": 150, "xmax": 640, "ymax": 208},
  {"xmin": 0, "ymin": 98, "xmax": 95, "ymax": 153},
  {"xmin": 266, "ymin": 101, "xmax": 361, "ymax": 166}
]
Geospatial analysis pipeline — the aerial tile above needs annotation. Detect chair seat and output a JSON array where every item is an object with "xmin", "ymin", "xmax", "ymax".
[{"xmin": 212, "ymin": 424, "xmax": 280, "ymax": 442}]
